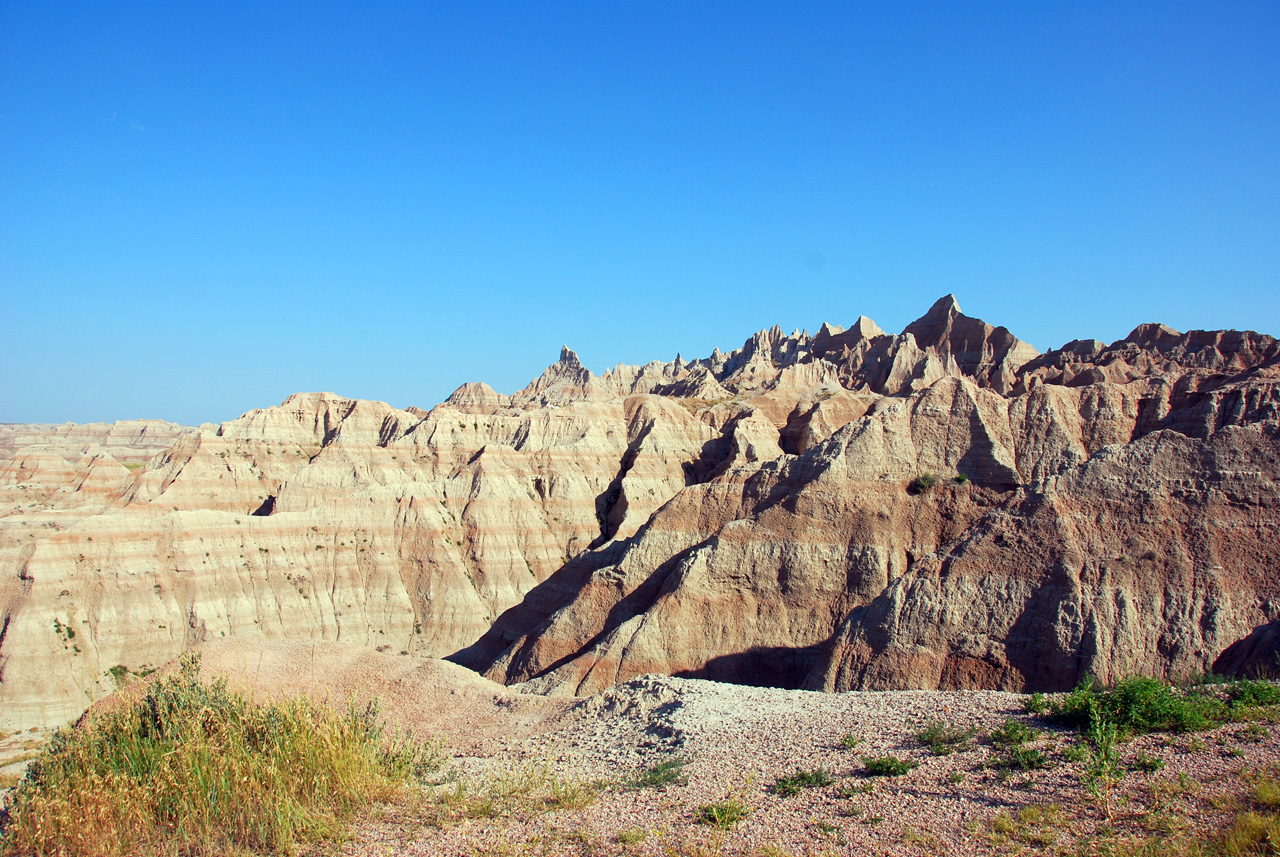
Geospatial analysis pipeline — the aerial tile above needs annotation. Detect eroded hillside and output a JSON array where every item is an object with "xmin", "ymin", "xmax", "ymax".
[{"xmin": 3, "ymin": 296, "xmax": 1278, "ymax": 728}]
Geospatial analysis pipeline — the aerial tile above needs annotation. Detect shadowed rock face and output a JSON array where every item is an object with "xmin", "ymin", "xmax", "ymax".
[
  {"xmin": 3, "ymin": 296, "xmax": 1280, "ymax": 728},
  {"xmin": 1213, "ymin": 620, "xmax": 1280, "ymax": 679}
]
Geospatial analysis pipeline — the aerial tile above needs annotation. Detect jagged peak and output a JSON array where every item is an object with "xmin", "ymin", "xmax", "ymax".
[
  {"xmin": 818, "ymin": 322, "xmax": 845, "ymax": 337},
  {"xmin": 912, "ymin": 294, "xmax": 962, "ymax": 328},
  {"xmin": 850, "ymin": 315, "xmax": 885, "ymax": 338},
  {"xmin": 1123, "ymin": 323, "xmax": 1183, "ymax": 346},
  {"xmin": 445, "ymin": 381, "xmax": 507, "ymax": 405},
  {"xmin": 559, "ymin": 345, "xmax": 584, "ymax": 367}
]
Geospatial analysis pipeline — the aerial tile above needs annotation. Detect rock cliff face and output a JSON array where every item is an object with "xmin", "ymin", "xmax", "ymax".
[{"xmin": 3, "ymin": 296, "xmax": 1279, "ymax": 729}]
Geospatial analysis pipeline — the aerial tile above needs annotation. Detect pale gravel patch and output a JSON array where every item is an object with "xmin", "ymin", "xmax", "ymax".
[{"xmin": 326, "ymin": 676, "xmax": 1280, "ymax": 857}]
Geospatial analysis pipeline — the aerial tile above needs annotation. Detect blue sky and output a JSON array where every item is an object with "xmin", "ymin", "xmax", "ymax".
[{"xmin": 2, "ymin": 2, "xmax": 1277, "ymax": 425}]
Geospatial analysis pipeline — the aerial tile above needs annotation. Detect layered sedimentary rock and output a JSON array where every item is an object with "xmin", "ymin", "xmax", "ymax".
[
  {"xmin": 453, "ymin": 299, "xmax": 1280, "ymax": 695},
  {"xmin": 3, "ymin": 295, "xmax": 1279, "ymax": 730}
]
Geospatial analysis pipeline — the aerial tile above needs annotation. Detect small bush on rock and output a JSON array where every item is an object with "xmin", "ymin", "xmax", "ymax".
[
  {"xmin": 774, "ymin": 768, "xmax": 833, "ymax": 797},
  {"xmin": 908, "ymin": 472, "xmax": 940, "ymax": 494},
  {"xmin": 629, "ymin": 756, "xmax": 689, "ymax": 789},
  {"xmin": 917, "ymin": 720, "xmax": 976, "ymax": 755},
  {"xmin": 990, "ymin": 718, "xmax": 1040, "ymax": 748},
  {"xmin": 863, "ymin": 756, "xmax": 918, "ymax": 777}
]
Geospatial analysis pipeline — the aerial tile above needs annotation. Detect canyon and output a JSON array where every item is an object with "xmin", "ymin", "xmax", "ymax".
[{"xmin": 2, "ymin": 295, "xmax": 1278, "ymax": 730}]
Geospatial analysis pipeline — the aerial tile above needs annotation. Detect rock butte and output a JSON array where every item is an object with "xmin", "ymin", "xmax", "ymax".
[{"xmin": 2, "ymin": 295, "xmax": 1279, "ymax": 729}]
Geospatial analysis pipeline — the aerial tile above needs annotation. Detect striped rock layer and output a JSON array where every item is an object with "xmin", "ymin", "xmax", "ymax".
[{"xmin": 3, "ymin": 295, "xmax": 1279, "ymax": 728}]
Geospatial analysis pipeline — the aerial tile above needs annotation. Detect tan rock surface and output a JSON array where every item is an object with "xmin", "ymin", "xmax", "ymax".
[{"xmin": 3, "ymin": 296, "xmax": 1279, "ymax": 733}]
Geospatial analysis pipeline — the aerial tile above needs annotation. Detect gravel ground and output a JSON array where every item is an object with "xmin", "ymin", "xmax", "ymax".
[{"xmin": 329, "ymin": 675, "xmax": 1280, "ymax": 857}]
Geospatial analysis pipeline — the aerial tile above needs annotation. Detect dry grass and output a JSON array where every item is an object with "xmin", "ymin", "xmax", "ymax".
[
  {"xmin": 411, "ymin": 762, "xmax": 602, "ymax": 829},
  {"xmin": 0, "ymin": 654, "xmax": 438, "ymax": 857}
]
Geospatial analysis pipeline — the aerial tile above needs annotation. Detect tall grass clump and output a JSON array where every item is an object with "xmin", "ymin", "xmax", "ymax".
[{"xmin": 0, "ymin": 654, "xmax": 437, "ymax": 857}]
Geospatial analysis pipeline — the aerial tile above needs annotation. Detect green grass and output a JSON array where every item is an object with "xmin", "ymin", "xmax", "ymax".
[
  {"xmin": 916, "ymin": 720, "xmax": 976, "ymax": 755},
  {"xmin": 628, "ymin": 756, "xmax": 689, "ymax": 789},
  {"xmin": 773, "ymin": 768, "xmax": 833, "ymax": 797},
  {"xmin": 0, "ymin": 654, "xmax": 437, "ymax": 857},
  {"xmin": 862, "ymin": 756, "xmax": 918, "ymax": 777},
  {"xmin": 697, "ymin": 798, "xmax": 749, "ymax": 829}
]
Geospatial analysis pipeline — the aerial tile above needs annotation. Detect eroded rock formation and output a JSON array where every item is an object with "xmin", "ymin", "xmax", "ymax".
[{"xmin": 3, "ymin": 296, "xmax": 1278, "ymax": 729}]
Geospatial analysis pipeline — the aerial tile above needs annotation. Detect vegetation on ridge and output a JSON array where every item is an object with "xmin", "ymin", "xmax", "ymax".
[
  {"xmin": 1029, "ymin": 675, "xmax": 1280, "ymax": 738},
  {"xmin": 0, "ymin": 654, "xmax": 438, "ymax": 857}
]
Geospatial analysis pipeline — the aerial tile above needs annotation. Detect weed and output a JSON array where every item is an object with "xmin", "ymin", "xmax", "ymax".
[
  {"xmin": 948, "ymin": 771, "xmax": 965, "ymax": 784},
  {"xmin": 1239, "ymin": 722, "xmax": 1269, "ymax": 743},
  {"xmin": 953, "ymin": 473, "xmax": 969, "ymax": 484},
  {"xmin": 994, "ymin": 745, "xmax": 1052, "ymax": 772},
  {"xmin": 863, "ymin": 756, "xmax": 918, "ymax": 777},
  {"xmin": 909, "ymin": 472, "xmax": 940, "ymax": 494},
  {"xmin": 1130, "ymin": 751, "xmax": 1166, "ymax": 773},
  {"xmin": 1024, "ymin": 692, "xmax": 1049, "ymax": 715},
  {"xmin": 614, "ymin": 828, "xmax": 647, "ymax": 845},
  {"xmin": 1063, "ymin": 742, "xmax": 1090, "ymax": 763},
  {"xmin": 630, "ymin": 756, "xmax": 690, "ymax": 789},
  {"xmin": 1219, "ymin": 812, "xmax": 1280, "ymax": 856},
  {"xmin": 422, "ymin": 762, "xmax": 599, "ymax": 827},
  {"xmin": 1251, "ymin": 775, "xmax": 1280, "ymax": 809},
  {"xmin": 773, "ymin": 768, "xmax": 833, "ymax": 797},
  {"xmin": 839, "ymin": 734, "xmax": 862, "ymax": 749},
  {"xmin": 903, "ymin": 826, "xmax": 942, "ymax": 851},
  {"xmin": 1083, "ymin": 709, "xmax": 1125, "ymax": 821},
  {"xmin": 697, "ymin": 798, "xmax": 749, "ymax": 829},
  {"xmin": 989, "ymin": 805, "xmax": 1065, "ymax": 847},
  {"xmin": 990, "ymin": 717, "xmax": 1039, "ymax": 748},
  {"xmin": 917, "ymin": 720, "xmax": 976, "ymax": 756}
]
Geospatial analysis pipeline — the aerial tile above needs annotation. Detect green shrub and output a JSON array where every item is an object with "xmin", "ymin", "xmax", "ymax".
[
  {"xmin": 773, "ymin": 768, "xmax": 833, "ymax": 797},
  {"xmin": 1023, "ymin": 693, "xmax": 1049, "ymax": 715},
  {"xmin": 990, "ymin": 718, "xmax": 1039, "ymax": 748},
  {"xmin": 916, "ymin": 720, "xmax": 976, "ymax": 756},
  {"xmin": 863, "ymin": 756, "xmax": 918, "ymax": 777},
  {"xmin": 839, "ymin": 733, "xmax": 862, "ymax": 749},
  {"xmin": 908, "ymin": 472, "xmax": 940, "ymax": 494},
  {"xmin": 994, "ymin": 745, "xmax": 1052, "ymax": 772},
  {"xmin": 1227, "ymin": 680, "xmax": 1280, "ymax": 708},
  {"xmin": 1045, "ymin": 676, "xmax": 1227, "ymax": 736},
  {"xmin": 0, "ymin": 654, "xmax": 436, "ymax": 857}
]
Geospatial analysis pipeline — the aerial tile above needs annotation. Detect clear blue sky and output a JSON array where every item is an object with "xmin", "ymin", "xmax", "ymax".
[{"xmin": 2, "ymin": 2, "xmax": 1277, "ymax": 425}]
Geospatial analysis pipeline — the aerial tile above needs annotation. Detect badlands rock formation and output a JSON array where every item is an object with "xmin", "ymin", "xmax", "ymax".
[{"xmin": 2, "ymin": 295, "xmax": 1278, "ymax": 729}]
